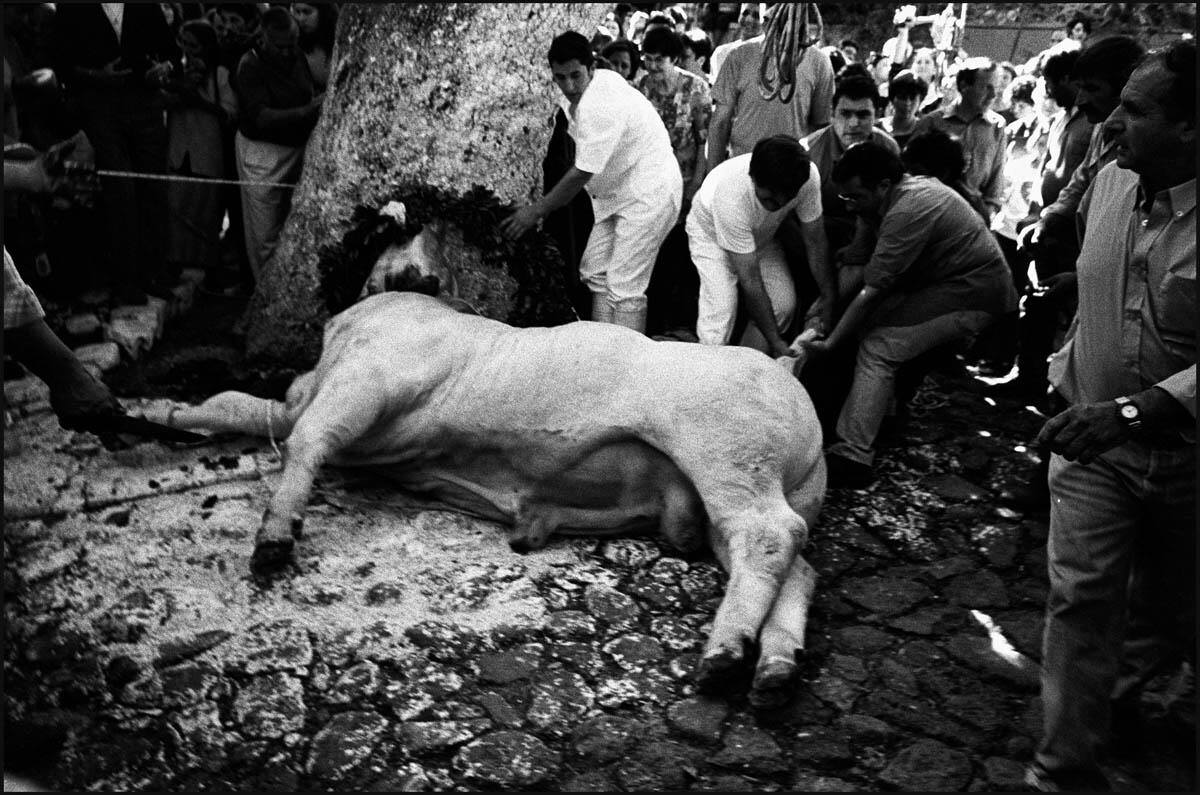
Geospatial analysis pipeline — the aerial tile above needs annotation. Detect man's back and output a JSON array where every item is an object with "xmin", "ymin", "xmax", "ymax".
[
  {"xmin": 911, "ymin": 103, "xmax": 1008, "ymax": 212},
  {"xmin": 713, "ymin": 38, "xmax": 834, "ymax": 157}
]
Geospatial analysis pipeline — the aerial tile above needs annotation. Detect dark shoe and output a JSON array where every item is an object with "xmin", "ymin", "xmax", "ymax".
[
  {"xmin": 825, "ymin": 453, "xmax": 875, "ymax": 489},
  {"xmin": 1023, "ymin": 763, "xmax": 1112, "ymax": 792}
]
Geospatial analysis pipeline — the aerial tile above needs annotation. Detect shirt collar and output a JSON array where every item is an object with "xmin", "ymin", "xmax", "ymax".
[
  {"xmin": 948, "ymin": 101, "xmax": 984, "ymax": 124},
  {"xmin": 1135, "ymin": 177, "xmax": 1197, "ymax": 216}
]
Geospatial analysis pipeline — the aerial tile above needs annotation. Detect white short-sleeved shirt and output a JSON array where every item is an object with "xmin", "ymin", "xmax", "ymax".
[
  {"xmin": 687, "ymin": 153, "xmax": 822, "ymax": 254},
  {"xmin": 561, "ymin": 68, "xmax": 680, "ymax": 202}
]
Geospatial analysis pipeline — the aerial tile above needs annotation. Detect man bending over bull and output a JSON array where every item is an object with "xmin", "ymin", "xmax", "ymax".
[
  {"xmin": 685, "ymin": 134, "xmax": 834, "ymax": 356},
  {"xmin": 800, "ymin": 142, "xmax": 1017, "ymax": 488},
  {"xmin": 501, "ymin": 31, "xmax": 682, "ymax": 334}
]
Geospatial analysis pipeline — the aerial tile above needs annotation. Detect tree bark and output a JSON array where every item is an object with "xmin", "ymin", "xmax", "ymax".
[{"xmin": 242, "ymin": 2, "xmax": 605, "ymax": 368}]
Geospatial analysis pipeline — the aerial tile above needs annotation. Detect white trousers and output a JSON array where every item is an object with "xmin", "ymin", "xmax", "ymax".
[
  {"xmin": 687, "ymin": 225, "xmax": 795, "ymax": 353},
  {"xmin": 580, "ymin": 179, "xmax": 681, "ymax": 315},
  {"xmin": 235, "ymin": 131, "xmax": 305, "ymax": 280}
]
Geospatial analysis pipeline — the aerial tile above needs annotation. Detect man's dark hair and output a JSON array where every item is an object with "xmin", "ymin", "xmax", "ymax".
[
  {"xmin": 749, "ymin": 135, "xmax": 812, "ymax": 196},
  {"xmin": 1042, "ymin": 49, "xmax": 1080, "ymax": 85},
  {"xmin": 839, "ymin": 38, "xmax": 859, "ymax": 52},
  {"xmin": 827, "ymin": 47, "xmax": 846, "ymax": 74},
  {"xmin": 1009, "ymin": 74, "xmax": 1038, "ymax": 107},
  {"xmin": 1067, "ymin": 13, "xmax": 1092, "ymax": 34},
  {"xmin": 261, "ymin": 5, "xmax": 295, "ymax": 32},
  {"xmin": 901, "ymin": 129, "xmax": 965, "ymax": 184},
  {"xmin": 832, "ymin": 141, "xmax": 904, "ymax": 188},
  {"xmin": 888, "ymin": 69, "xmax": 927, "ymax": 102},
  {"xmin": 647, "ymin": 12, "xmax": 674, "ymax": 29},
  {"xmin": 641, "ymin": 26, "xmax": 683, "ymax": 59},
  {"xmin": 548, "ymin": 31, "xmax": 594, "ymax": 67},
  {"xmin": 955, "ymin": 56, "xmax": 995, "ymax": 90},
  {"xmin": 1070, "ymin": 35, "xmax": 1145, "ymax": 90},
  {"xmin": 833, "ymin": 74, "xmax": 880, "ymax": 109},
  {"xmin": 1142, "ymin": 38, "xmax": 1196, "ymax": 122}
]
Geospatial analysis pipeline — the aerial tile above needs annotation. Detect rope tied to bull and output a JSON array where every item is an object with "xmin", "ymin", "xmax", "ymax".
[{"xmin": 758, "ymin": 2, "xmax": 824, "ymax": 103}]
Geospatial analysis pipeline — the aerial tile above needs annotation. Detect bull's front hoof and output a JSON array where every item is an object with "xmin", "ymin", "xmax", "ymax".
[
  {"xmin": 250, "ymin": 538, "xmax": 295, "ymax": 573},
  {"xmin": 695, "ymin": 647, "xmax": 750, "ymax": 693},
  {"xmin": 748, "ymin": 658, "xmax": 799, "ymax": 710}
]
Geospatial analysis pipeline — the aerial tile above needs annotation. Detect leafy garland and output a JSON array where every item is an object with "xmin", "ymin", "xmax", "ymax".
[{"xmin": 316, "ymin": 183, "xmax": 578, "ymax": 327}]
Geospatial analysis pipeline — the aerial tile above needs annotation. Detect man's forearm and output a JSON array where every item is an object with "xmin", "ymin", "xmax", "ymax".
[
  {"xmin": 532, "ymin": 166, "xmax": 592, "ymax": 218},
  {"xmin": 825, "ymin": 284, "xmax": 885, "ymax": 349},
  {"xmin": 706, "ymin": 108, "xmax": 732, "ymax": 173},
  {"xmin": 800, "ymin": 220, "xmax": 835, "ymax": 298}
]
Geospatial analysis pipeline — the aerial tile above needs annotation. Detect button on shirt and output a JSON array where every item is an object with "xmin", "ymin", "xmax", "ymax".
[
  {"xmin": 1048, "ymin": 163, "xmax": 1196, "ymax": 420},
  {"xmin": 687, "ymin": 153, "xmax": 822, "ymax": 253},
  {"xmin": 561, "ymin": 68, "xmax": 680, "ymax": 204}
]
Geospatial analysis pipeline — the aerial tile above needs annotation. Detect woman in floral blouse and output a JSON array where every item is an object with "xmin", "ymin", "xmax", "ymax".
[{"xmin": 637, "ymin": 27, "xmax": 712, "ymax": 217}]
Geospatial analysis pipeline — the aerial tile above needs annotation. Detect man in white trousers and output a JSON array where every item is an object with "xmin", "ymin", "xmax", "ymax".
[
  {"xmin": 502, "ymin": 31, "xmax": 681, "ymax": 333},
  {"xmin": 685, "ymin": 134, "xmax": 834, "ymax": 357}
]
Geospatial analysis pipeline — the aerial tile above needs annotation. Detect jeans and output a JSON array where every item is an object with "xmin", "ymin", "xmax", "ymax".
[
  {"xmin": 1036, "ymin": 442, "xmax": 1196, "ymax": 780},
  {"xmin": 828, "ymin": 309, "xmax": 995, "ymax": 465}
]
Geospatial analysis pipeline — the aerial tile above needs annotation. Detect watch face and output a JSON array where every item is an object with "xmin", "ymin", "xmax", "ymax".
[{"xmin": 1121, "ymin": 404, "xmax": 1139, "ymax": 420}]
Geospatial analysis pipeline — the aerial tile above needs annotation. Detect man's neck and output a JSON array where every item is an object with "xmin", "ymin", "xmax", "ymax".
[
  {"xmin": 954, "ymin": 100, "xmax": 984, "ymax": 119},
  {"xmin": 1139, "ymin": 166, "xmax": 1196, "ymax": 202}
]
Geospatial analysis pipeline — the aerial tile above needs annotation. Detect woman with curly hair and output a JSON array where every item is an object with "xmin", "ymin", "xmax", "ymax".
[{"xmin": 601, "ymin": 38, "xmax": 641, "ymax": 85}]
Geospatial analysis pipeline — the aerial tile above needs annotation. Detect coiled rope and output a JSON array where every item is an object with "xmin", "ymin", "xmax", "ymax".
[{"xmin": 758, "ymin": 2, "xmax": 824, "ymax": 103}]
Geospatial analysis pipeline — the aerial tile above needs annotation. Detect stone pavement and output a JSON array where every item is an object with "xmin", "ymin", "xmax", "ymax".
[{"xmin": 2, "ymin": 327, "xmax": 1195, "ymax": 791}]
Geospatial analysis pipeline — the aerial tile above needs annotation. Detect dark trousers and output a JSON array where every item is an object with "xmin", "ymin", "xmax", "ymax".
[{"xmin": 78, "ymin": 92, "xmax": 169, "ymax": 291}]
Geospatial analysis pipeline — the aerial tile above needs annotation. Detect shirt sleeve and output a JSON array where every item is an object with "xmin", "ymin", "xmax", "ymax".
[
  {"xmin": 710, "ymin": 47, "xmax": 739, "ymax": 109},
  {"xmin": 571, "ymin": 88, "xmax": 622, "ymax": 176},
  {"xmin": 863, "ymin": 195, "xmax": 937, "ymax": 291},
  {"xmin": 807, "ymin": 52, "xmax": 835, "ymax": 131},
  {"xmin": 1157, "ymin": 366, "xmax": 1197, "ymax": 418},
  {"xmin": 793, "ymin": 161, "xmax": 823, "ymax": 224}
]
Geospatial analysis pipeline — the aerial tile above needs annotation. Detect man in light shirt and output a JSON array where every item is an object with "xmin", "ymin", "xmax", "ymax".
[
  {"xmin": 685, "ymin": 135, "xmax": 834, "ymax": 357},
  {"xmin": 1026, "ymin": 40, "xmax": 1196, "ymax": 793},
  {"xmin": 502, "ymin": 31, "xmax": 681, "ymax": 334}
]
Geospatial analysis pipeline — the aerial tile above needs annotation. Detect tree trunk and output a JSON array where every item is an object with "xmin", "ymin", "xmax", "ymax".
[{"xmin": 242, "ymin": 2, "xmax": 605, "ymax": 368}]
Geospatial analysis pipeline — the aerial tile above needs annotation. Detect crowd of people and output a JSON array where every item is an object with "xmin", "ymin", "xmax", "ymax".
[
  {"xmin": 3, "ymin": 4, "xmax": 1195, "ymax": 794},
  {"xmin": 3, "ymin": 1, "xmax": 336, "ymax": 307}
]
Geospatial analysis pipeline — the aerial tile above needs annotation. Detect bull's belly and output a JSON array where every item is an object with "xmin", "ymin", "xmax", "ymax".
[{"xmin": 338, "ymin": 436, "xmax": 699, "ymax": 533}]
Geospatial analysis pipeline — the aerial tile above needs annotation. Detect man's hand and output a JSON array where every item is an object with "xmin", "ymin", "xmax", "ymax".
[
  {"xmin": 1017, "ymin": 219, "xmax": 1044, "ymax": 251},
  {"xmin": 500, "ymin": 205, "xmax": 542, "ymax": 239},
  {"xmin": 766, "ymin": 336, "xmax": 793, "ymax": 359},
  {"xmin": 96, "ymin": 57, "xmax": 134, "ymax": 87},
  {"xmin": 803, "ymin": 294, "xmax": 835, "ymax": 336},
  {"xmin": 797, "ymin": 336, "xmax": 833, "ymax": 358},
  {"xmin": 1036, "ymin": 401, "xmax": 1129, "ymax": 464},
  {"xmin": 144, "ymin": 59, "xmax": 174, "ymax": 87}
]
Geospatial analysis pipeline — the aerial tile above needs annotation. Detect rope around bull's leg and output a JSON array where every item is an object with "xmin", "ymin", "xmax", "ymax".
[{"xmin": 758, "ymin": 2, "xmax": 824, "ymax": 103}]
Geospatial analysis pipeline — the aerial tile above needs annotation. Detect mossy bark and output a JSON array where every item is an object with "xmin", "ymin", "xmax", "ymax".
[{"xmin": 242, "ymin": 2, "xmax": 606, "ymax": 368}]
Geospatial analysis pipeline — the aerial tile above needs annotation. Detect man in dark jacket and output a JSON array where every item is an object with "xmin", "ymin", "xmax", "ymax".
[{"xmin": 52, "ymin": 2, "xmax": 179, "ymax": 305}]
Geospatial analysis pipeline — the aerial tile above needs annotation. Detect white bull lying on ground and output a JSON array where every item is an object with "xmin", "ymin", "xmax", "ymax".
[{"xmin": 154, "ymin": 291, "xmax": 827, "ymax": 705}]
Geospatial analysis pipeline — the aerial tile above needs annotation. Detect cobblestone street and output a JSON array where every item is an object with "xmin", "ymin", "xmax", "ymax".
[{"xmin": 3, "ymin": 329, "xmax": 1195, "ymax": 791}]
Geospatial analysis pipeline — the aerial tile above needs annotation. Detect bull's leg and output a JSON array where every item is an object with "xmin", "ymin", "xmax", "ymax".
[
  {"xmin": 153, "ymin": 391, "xmax": 295, "ymax": 437},
  {"xmin": 252, "ymin": 381, "xmax": 384, "ymax": 572},
  {"xmin": 697, "ymin": 500, "xmax": 804, "ymax": 693},
  {"xmin": 748, "ymin": 553, "xmax": 818, "ymax": 709},
  {"xmin": 660, "ymin": 477, "xmax": 705, "ymax": 555},
  {"xmin": 152, "ymin": 373, "xmax": 316, "ymax": 439}
]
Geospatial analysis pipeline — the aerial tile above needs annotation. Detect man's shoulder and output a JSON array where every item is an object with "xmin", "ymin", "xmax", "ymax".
[
  {"xmin": 1092, "ymin": 160, "xmax": 1135, "ymax": 193},
  {"xmin": 725, "ymin": 37, "xmax": 764, "ymax": 64}
]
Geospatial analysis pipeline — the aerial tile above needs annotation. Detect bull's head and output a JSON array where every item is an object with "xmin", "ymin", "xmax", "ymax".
[{"xmin": 359, "ymin": 217, "xmax": 459, "ymax": 300}]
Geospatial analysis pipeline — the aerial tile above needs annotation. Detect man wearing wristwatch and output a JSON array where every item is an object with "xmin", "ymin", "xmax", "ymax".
[{"xmin": 1026, "ymin": 41, "xmax": 1195, "ymax": 793}]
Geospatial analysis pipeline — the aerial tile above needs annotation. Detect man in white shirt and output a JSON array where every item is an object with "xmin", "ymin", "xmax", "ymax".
[
  {"xmin": 709, "ymin": 2, "xmax": 762, "ymax": 83},
  {"xmin": 685, "ymin": 134, "xmax": 833, "ymax": 357},
  {"xmin": 502, "ymin": 31, "xmax": 682, "ymax": 333}
]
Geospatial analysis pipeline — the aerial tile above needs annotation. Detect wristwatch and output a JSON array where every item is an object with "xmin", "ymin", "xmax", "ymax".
[{"xmin": 1114, "ymin": 396, "xmax": 1143, "ymax": 431}]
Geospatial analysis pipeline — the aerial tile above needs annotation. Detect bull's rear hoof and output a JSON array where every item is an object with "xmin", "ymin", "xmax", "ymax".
[
  {"xmin": 695, "ymin": 648, "xmax": 749, "ymax": 693},
  {"xmin": 250, "ymin": 539, "xmax": 295, "ymax": 573},
  {"xmin": 748, "ymin": 661, "xmax": 798, "ymax": 710}
]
